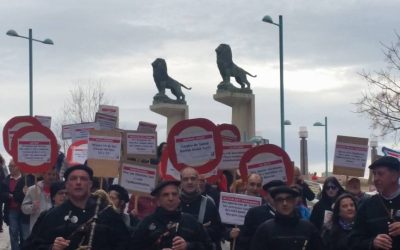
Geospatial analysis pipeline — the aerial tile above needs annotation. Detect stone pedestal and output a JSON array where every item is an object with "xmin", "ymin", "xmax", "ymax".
[
  {"xmin": 150, "ymin": 103, "xmax": 189, "ymax": 136},
  {"xmin": 213, "ymin": 91, "xmax": 255, "ymax": 141}
]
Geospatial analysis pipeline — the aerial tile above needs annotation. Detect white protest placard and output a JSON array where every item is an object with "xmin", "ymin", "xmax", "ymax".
[
  {"xmin": 99, "ymin": 104, "xmax": 119, "ymax": 118},
  {"xmin": 125, "ymin": 131, "xmax": 157, "ymax": 157},
  {"xmin": 88, "ymin": 134, "xmax": 121, "ymax": 161},
  {"xmin": 175, "ymin": 131, "xmax": 216, "ymax": 165},
  {"xmin": 62, "ymin": 124, "xmax": 73, "ymax": 140},
  {"xmin": 120, "ymin": 162, "xmax": 157, "ymax": 194},
  {"xmin": 219, "ymin": 192, "xmax": 262, "ymax": 225},
  {"xmin": 137, "ymin": 121, "xmax": 157, "ymax": 133},
  {"xmin": 218, "ymin": 142, "xmax": 252, "ymax": 170},
  {"xmin": 166, "ymin": 158, "xmax": 181, "ymax": 180},
  {"xmin": 70, "ymin": 122, "xmax": 100, "ymax": 142},
  {"xmin": 247, "ymin": 158, "xmax": 287, "ymax": 186},
  {"xmin": 333, "ymin": 135, "xmax": 369, "ymax": 177},
  {"xmin": 95, "ymin": 112, "xmax": 118, "ymax": 130},
  {"xmin": 18, "ymin": 139, "xmax": 51, "ymax": 164},
  {"xmin": 35, "ymin": 115, "xmax": 52, "ymax": 128},
  {"xmin": 67, "ymin": 140, "xmax": 88, "ymax": 165}
]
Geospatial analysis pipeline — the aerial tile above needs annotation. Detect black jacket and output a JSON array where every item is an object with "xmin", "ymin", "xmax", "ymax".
[
  {"xmin": 250, "ymin": 213, "xmax": 324, "ymax": 250},
  {"xmin": 348, "ymin": 194, "xmax": 400, "ymax": 250},
  {"xmin": 321, "ymin": 223, "xmax": 352, "ymax": 250},
  {"xmin": 236, "ymin": 203, "xmax": 275, "ymax": 250},
  {"xmin": 309, "ymin": 198, "xmax": 333, "ymax": 231},
  {"xmin": 130, "ymin": 207, "xmax": 213, "ymax": 250}
]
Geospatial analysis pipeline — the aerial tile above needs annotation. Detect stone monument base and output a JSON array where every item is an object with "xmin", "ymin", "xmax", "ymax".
[{"xmin": 150, "ymin": 103, "xmax": 188, "ymax": 135}]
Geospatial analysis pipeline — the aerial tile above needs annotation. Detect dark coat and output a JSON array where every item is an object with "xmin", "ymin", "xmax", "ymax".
[
  {"xmin": 250, "ymin": 213, "xmax": 324, "ymax": 250},
  {"xmin": 321, "ymin": 224, "xmax": 352, "ymax": 250},
  {"xmin": 348, "ymin": 194, "xmax": 400, "ymax": 250},
  {"xmin": 309, "ymin": 198, "xmax": 333, "ymax": 231},
  {"xmin": 130, "ymin": 207, "xmax": 213, "ymax": 250}
]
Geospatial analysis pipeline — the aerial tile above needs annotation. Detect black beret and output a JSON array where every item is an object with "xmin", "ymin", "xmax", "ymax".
[
  {"xmin": 64, "ymin": 164, "xmax": 94, "ymax": 180},
  {"xmin": 151, "ymin": 180, "xmax": 181, "ymax": 196},
  {"xmin": 269, "ymin": 185, "xmax": 300, "ymax": 199},
  {"xmin": 262, "ymin": 180, "xmax": 286, "ymax": 192},
  {"xmin": 50, "ymin": 181, "xmax": 65, "ymax": 201},
  {"xmin": 109, "ymin": 184, "xmax": 129, "ymax": 203},
  {"xmin": 369, "ymin": 156, "xmax": 400, "ymax": 171}
]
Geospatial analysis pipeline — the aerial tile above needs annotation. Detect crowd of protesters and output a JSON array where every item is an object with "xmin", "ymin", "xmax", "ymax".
[{"xmin": 1, "ymin": 147, "xmax": 400, "ymax": 250}]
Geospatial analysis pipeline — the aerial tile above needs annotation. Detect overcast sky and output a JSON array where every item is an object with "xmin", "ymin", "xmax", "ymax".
[{"xmin": 1, "ymin": 0, "xmax": 399, "ymax": 176}]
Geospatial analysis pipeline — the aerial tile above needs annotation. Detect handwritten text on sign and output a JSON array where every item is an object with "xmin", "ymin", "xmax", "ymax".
[
  {"xmin": 247, "ymin": 158, "xmax": 287, "ymax": 185},
  {"xmin": 219, "ymin": 192, "xmax": 262, "ymax": 225},
  {"xmin": 334, "ymin": 142, "xmax": 368, "ymax": 170},
  {"xmin": 218, "ymin": 143, "xmax": 252, "ymax": 170},
  {"xmin": 127, "ymin": 133, "xmax": 157, "ymax": 156},
  {"xmin": 175, "ymin": 132, "xmax": 215, "ymax": 165},
  {"xmin": 18, "ymin": 140, "xmax": 51, "ymax": 165},
  {"xmin": 88, "ymin": 135, "xmax": 121, "ymax": 161},
  {"xmin": 120, "ymin": 163, "xmax": 157, "ymax": 194}
]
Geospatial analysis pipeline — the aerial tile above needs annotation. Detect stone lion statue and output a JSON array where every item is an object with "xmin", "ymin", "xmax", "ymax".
[
  {"xmin": 151, "ymin": 58, "xmax": 192, "ymax": 103},
  {"xmin": 215, "ymin": 44, "xmax": 256, "ymax": 89}
]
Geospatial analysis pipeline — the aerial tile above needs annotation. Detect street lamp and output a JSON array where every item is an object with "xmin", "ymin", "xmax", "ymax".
[
  {"xmin": 313, "ymin": 116, "xmax": 328, "ymax": 177},
  {"xmin": 262, "ymin": 15, "xmax": 285, "ymax": 150},
  {"xmin": 299, "ymin": 126, "xmax": 308, "ymax": 176},
  {"xmin": 6, "ymin": 29, "xmax": 54, "ymax": 116}
]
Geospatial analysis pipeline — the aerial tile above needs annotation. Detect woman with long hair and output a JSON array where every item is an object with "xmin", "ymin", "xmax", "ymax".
[
  {"xmin": 322, "ymin": 193, "xmax": 357, "ymax": 250},
  {"xmin": 310, "ymin": 176, "xmax": 345, "ymax": 231}
]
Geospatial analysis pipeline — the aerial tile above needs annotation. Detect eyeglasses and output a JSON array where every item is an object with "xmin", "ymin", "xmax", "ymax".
[
  {"xmin": 274, "ymin": 196, "xmax": 295, "ymax": 203},
  {"xmin": 326, "ymin": 186, "xmax": 338, "ymax": 190}
]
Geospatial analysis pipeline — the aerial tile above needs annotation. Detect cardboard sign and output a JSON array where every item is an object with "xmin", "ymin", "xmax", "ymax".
[
  {"xmin": 69, "ymin": 122, "xmax": 100, "ymax": 142},
  {"xmin": 95, "ymin": 112, "xmax": 118, "ymax": 130},
  {"xmin": 11, "ymin": 125, "xmax": 58, "ymax": 173},
  {"xmin": 119, "ymin": 161, "xmax": 157, "ymax": 194},
  {"xmin": 217, "ymin": 142, "xmax": 252, "ymax": 170},
  {"xmin": 219, "ymin": 192, "xmax": 262, "ymax": 225},
  {"xmin": 239, "ymin": 144, "xmax": 294, "ymax": 186},
  {"xmin": 3, "ymin": 116, "xmax": 42, "ymax": 154},
  {"xmin": 35, "ymin": 115, "xmax": 52, "ymax": 128},
  {"xmin": 333, "ymin": 135, "xmax": 369, "ymax": 177},
  {"xmin": 137, "ymin": 121, "xmax": 157, "ymax": 133},
  {"xmin": 66, "ymin": 140, "xmax": 88, "ymax": 165},
  {"xmin": 87, "ymin": 130, "xmax": 122, "ymax": 178},
  {"xmin": 62, "ymin": 124, "xmax": 73, "ymax": 140},
  {"xmin": 124, "ymin": 131, "xmax": 157, "ymax": 159},
  {"xmin": 217, "ymin": 124, "xmax": 241, "ymax": 142},
  {"xmin": 167, "ymin": 118, "xmax": 223, "ymax": 174},
  {"xmin": 382, "ymin": 147, "xmax": 400, "ymax": 159},
  {"xmin": 99, "ymin": 104, "xmax": 119, "ymax": 118}
]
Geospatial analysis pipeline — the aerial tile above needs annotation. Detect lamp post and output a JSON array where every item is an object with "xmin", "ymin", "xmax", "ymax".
[
  {"xmin": 313, "ymin": 116, "xmax": 328, "ymax": 177},
  {"xmin": 6, "ymin": 29, "xmax": 54, "ymax": 116},
  {"xmin": 368, "ymin": 137, "xmax": 378, "ymax": 185},
  {"xmin": 262, "ymin": 15, "xmax": 286, "ymax": 150},
  {"xmin": 299, "ymin": 126, "xmax": 308, "ymax": 176}
]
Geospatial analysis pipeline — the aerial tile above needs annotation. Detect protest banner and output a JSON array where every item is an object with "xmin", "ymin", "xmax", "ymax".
[
  {"xmin": 62, "ymin": 124, "xmax": 73, "ymax": 140},
  {"xmin": 98, "ymin": 104, "xmax": 119, "ymax": 117},
  {"xmin": 87, "ymin": 130, "xmax": 122, "ymax": 177},
  {"xmin": 219, "ymin": 192, "xmax": 262, "ymax": 225},
  {"xmin": 382, "ymin": 146, "xmax": 400, "ymax": 159},
  {"xmin": 137, "ymin": 121, "xmax": 157, "ymax": 133},
  {"xmin": 95, "ymin": 112, "xmax": 118, "ymax": 130},
  {"xmin": 11, "ymin": 125, "xmax": 58, "ymax": 173},
  {"xmin": 3, "ymin": 116, "xmax": 42, "ymax": 155},
  {"xmin": 34, "ymin": 115, "xmax": 52, "ymax": 128},
  {"xmin": 239, "ymin": 144, "xmax": 294, "ymax": 186},
  {"xmin": 68, "ymin": 122, "xmax": 100, "ymax": 142},
  {"xmin": 123, "ymin": 131, "xmax": 157, "ymax": 160},
  {"xmin": 119, "ymin": 161, "xmax": 158, "ymax": 194},
  {"xmin": 333, "ymin": 135, "xmax": 369, "ymax": 177},
  {"xmin": 217, "ymin": 142, "xmax": 252, "ymax": 170},
  {"xmin": 66, "ymin": 139, "xmax": 88, "ymax": 165},
  {"xmin": 217, "ymin": 123, "xmax": 241, "ymax": 142},
  {"xmin": 167, "ymin": 118, "xmax": 223, "ymax": 175}
]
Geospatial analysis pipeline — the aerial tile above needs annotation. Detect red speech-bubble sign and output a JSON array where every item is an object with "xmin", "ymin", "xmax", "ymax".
[
  {"xmin": 2, "ymin": 116, "xmax": 42, "ymax": 155},
  {"xmin": 217, "ymin": 124, "xmax": 241, "ymax": 142},
  {"xmin": 167, "ymin": 118, "xmax": 223, "ymax": 175},
  {"xmin": 11, "ymin": 125, "xmax": 58, "ymax": 173},
  {"xmin": 66, "ymin": 139, "xmax": 88, "ymax": 165},
  {"xmin": 239, "ymin": 144, "xmax": 294, "ymax": 186}
]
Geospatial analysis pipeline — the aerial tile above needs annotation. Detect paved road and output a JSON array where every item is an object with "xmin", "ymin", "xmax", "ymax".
[{"xmin": 0, "ymin": 225, "xmax": 10, "ymax": 250}]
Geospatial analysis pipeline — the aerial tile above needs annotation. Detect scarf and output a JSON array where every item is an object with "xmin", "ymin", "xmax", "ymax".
[{"xmin": 338, "ymin": 218, "xmax": 354, "ymax": 231}]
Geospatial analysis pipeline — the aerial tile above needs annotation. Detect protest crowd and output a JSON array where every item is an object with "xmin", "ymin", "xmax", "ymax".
[{"xmin": 1, "ymin": 115, "xmax": 400, "ymax": 250}]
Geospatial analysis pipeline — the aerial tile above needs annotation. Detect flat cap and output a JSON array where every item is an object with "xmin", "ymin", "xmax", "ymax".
[
  {"xmin": 369, "ymin": 156, "xmax": 400, "ymax": 171},
  {"xmin": 64, "ymin": 164, "xmax": 94, "ymax": 180},
  {"xmin": 151, "ymin": 180, "xmax": 181, "ymax": 196},
  {"xmin": 262, "ymin": 180, "xmax": 286, "ymax": 192},
  {"xmin": 109, "ymin": 184, "xmax": 129, "ymax": 203},
  {"xmin": 269, "ymin": 185, "xmax": 300, "ymax": 199}
]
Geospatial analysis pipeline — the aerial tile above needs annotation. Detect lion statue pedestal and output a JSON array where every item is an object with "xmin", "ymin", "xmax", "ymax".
[
  {"xmin": 150, "ymin": 103, "xmax": 188, "ymax": 136},
  {"xmin": 213, "ymin": 90, "xmax": 255, "ymax": 141}
]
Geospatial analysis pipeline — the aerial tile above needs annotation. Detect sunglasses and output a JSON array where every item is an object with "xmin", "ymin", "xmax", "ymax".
[{"xmin": 326, "ymin": 185, "xmax": 338, "ymax": 190}]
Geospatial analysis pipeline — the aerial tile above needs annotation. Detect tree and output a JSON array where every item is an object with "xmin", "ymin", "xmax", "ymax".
[{"xmin": 355, "ymin": 33, "xmax": 400, "ymax": 140}]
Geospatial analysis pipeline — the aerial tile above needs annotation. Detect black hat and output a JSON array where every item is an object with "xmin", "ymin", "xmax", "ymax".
[
  {"xmin": 269, "ymin": 185, "xmax": 300, "ymax": 199},
  {"xmin": 64, "ymin": 164, "xmax": 94, "ymax": 180},
  {"xmin": 262, "ymin": 180, "xmax": 286, "ymax": 192},
  {"xmin": 369, "ymin": 156, "xmax": 400, "ymax": 171},
  {"xmin": 50, "ymin": 181, "xmax": 66, "ymax": 202},
  {"xmin": 151, "ymin": 180, "xmax": 181, "ymax": 197},
  {"xmin": 109, "ymin": 184, "xmax": 129, "ymax": 203}
]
